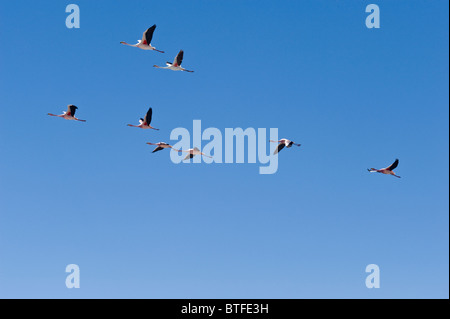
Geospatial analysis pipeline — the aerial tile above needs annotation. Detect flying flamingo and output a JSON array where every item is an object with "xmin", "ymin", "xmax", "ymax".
[
  {"xmin": 178, "ymin": 147, "xmax": 212, "ymax": 160},
  {"xmin": 120, "ymin": 25, "xmax": 164, "ymax": 53},
  {"xmin": 153, "ymin": 50, "xmax": 194, "ymax": 72},
  {"xmin": 147, "ymin": 142, "xmax": 177, "ymax": 153},
  {"xmin": 47, "ymin": 105, "xmax": 86, "ymax": 122},
  {"xmin": 269, "ymin": 139, "xmax": 301, "ymax": 154},
  {"xmin": 368, "ymin": 159, "xmax": 401, "ymax": 178},
  {"xmin": 127, "ymin": 108, "xmax": 159, "ymax": 130}
]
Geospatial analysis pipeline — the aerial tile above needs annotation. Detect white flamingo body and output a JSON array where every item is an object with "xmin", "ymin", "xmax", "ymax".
[
  {"xmin": 135, "ymin": 41, "xmax": 158, "ymax": 51},
  {"xmin": 48, "ymin": 105, "xmax": 86, "ymax": 122},
  {"xmin": 163, "ymin": 64, "xmax": 185, "ymax": 71}
]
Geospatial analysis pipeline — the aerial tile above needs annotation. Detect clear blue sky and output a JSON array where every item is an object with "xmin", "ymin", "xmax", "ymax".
[{"xmin": 0, "ymin": 0, "xmax": 448, "ymax": 298}]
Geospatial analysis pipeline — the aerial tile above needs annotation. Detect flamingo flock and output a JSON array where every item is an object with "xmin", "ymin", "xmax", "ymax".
[{"xmin": 46, "ymin": 24, "xmax": 402, "ymax": 178}]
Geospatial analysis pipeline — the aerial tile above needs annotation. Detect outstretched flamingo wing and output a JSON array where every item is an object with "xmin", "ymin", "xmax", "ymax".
[
  {"xmin": 386, "ymin": 159, "xmax": 399, "ymax": 171},
  {"xmin": 274, "ymin": 143, "xmax": 285, "ymax": 155},
  {"xmin": 173, "ymin": 50, "xmax": 183, "ymax": 66},
  {"xmin": 152, "ymin": 146, "xmax": 164, "ymax": 153},
  {"xmin": 145, "ymin": 107, "xmax": 153, "ymax": 125},
  {"xmin": 68, "ymin": 104, "xmax": 77, "ymax": 116},
  {"xmin": 142, "ymin": 25, "xmax": 156, "ymax": 45}
]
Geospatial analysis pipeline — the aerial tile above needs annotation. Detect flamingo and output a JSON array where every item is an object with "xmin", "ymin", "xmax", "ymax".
[
  {"xmin": 178, "ymin": 147, "xmax": 212, "ymax": 160},
  {"xmin": 153, "ymin": 50, "xmax": 194, "ymax": 72},
  {"xmin": 120, "ymin": 25, "xmax": 164, "ymax": 53},
  {"xmin": 147, "ymin": 142, "xmax": 177, "ymax": 153},
  {"xmin": 47, "ymin": 105, "xmax": 86, "ymax": 122},
  {"xmin": 127, "ymin": 108, "xmax": 159, "ymax": 130},
  {"xmin": 269, "ymin": 139, "xmax": 301, "ymax": 154},
  {"xmin": 368, "ymin": 159, "xmax": 401, "ymax": 178}
]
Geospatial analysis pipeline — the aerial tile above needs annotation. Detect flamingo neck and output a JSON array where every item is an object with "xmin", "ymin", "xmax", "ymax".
[{"xmin": 121, "ymin": 42, "xmax": 136, "ymax": 47}]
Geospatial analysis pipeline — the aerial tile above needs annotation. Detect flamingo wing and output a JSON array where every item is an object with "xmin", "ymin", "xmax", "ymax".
[
  {"xmin": 145, "ymin": 108, "xmax": 153, "ymax": 125},
  {"xmin": 386, "ymin": 159, "xmax": 399, "ymax": 171},
  {"xmin": 174, "ymin": 50, "xmax": 183, "ymax": 66},
  {"xmin": 68, "ymin": 104, "xmax": 77, "ymax": 116},
  {"xmin": 142, "ymin": 25, "xmax": 156, "ymax": 45},
  {"xmin": 274, "ymin": 143, "xmax": 285, "ymax": 155},
  {"xmin": 152, "ymin": 146, "xmax": 164, "ymax": 153}
]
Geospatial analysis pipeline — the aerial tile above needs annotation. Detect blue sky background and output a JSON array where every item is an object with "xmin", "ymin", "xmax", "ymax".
[{"xmin": 0, "ymin": 0, "xmax": 448, "ymax": 298}]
